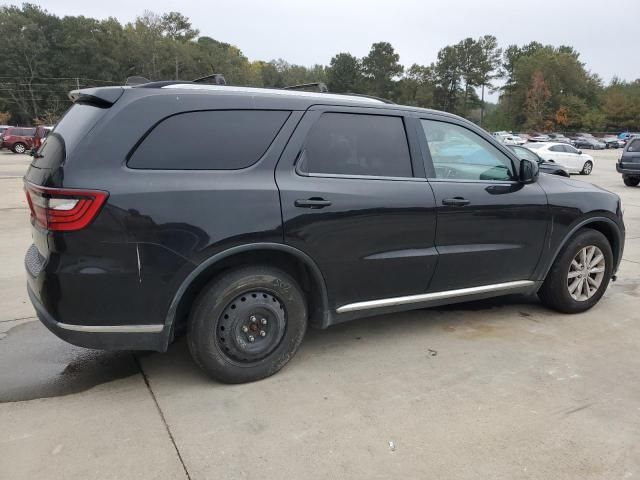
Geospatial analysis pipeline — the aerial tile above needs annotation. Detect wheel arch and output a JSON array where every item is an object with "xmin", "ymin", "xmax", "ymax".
[
  {"xmin": 541, "ymin": 215, "xmax": 623, "ymax": 281},
  {"xmin": 162, "ymin": 243, "xmax": 331, "ymax": 348}
]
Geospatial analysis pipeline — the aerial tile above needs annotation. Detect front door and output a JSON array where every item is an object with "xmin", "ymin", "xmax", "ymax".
[
  {"xmin": 418, "ymin": 117, "xmax": 549, "ymax": 292},
  {"xmin": 276, "ymin": 107, "xmax": 438, "ymax": 311}
]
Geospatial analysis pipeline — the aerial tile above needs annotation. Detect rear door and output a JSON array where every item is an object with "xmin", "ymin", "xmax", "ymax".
[
  {"xmin": 418, "ymin": 116, "xmax": 549, "ymax": 291},
  {"xmin": 276, "ymin": 106, "xmax": 438, "ymax": 311},
  {"xmin": 563, "ymin": 144, "xmax": 584, "ymax": 171},
  {"xmin": 547, "ymin": 144, "xmax": 568, "ymax": 166}
]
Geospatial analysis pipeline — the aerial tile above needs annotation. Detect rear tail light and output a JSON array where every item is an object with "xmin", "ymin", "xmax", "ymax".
[{"xmin": 24, "ymin": 182, "xmax": 108, "ymax": 231}]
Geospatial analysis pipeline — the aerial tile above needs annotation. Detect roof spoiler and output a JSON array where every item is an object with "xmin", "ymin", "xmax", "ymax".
[{"xmin": 68, "ymin": 87, "xmax": 124, "ymax": 107}]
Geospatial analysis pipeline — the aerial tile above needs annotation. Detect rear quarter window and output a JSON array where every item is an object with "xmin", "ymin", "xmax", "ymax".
[{"xmin": 128, "ymin": 110, "xmax": 290, "ymax": 170}]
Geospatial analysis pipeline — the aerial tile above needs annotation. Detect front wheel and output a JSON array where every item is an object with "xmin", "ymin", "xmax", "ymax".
[
  {"xmin": 12, "ymin": 143, "xmax": 26, "ymax": 154},
  {"xmin": 581, "ymin": 161, "xmax": 593, "ymax": 175},
  {"xmin": 187, "ymin": 266, "xmax": 307, "ymax": 383},
  {"xmin": 538, "ymin": 229, "xmax": 613, "ymax": 313},
  {"xmin": 623, "ymin": 176, "xmax": 640, "ymax": 187}
]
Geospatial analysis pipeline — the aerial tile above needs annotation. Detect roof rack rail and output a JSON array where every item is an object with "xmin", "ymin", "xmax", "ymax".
[
  {"xmin": 341, "ymin": 92, "xmax": 395, "ymax": 105},
  {"xmin": 125, "ymin": 76, "xmax": 151, "ymax": 86},
  {"xmin": 193, "ymin": 74, "xmax": 226, "ymax": 85},
  {"xmin": 284, "ymin": 82, "xmax": 329, "ymax": 93}
]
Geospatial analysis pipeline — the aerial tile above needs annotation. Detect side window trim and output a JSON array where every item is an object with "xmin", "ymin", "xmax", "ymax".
[
  {"xmin": 295, "ymin": 111, "xmax": 417, "ymax": 181},
  {"xmin": 418, "ymin": 116, "xmax": 519, "ymax": 183}
]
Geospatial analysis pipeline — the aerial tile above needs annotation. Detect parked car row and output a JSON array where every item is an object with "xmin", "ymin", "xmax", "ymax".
[
  {"xmin": 0, "ymin": 126, "xmax": 52, "ymax": 154},
  {"xmin": 492, "ymin": 131, "xmax": 633, "ymax": 150}
]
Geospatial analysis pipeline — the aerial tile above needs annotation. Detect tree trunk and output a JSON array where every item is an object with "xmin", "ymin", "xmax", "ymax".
[{"xmin": 480, "ymin": 84, "xmax": 485, "ymax": 127}]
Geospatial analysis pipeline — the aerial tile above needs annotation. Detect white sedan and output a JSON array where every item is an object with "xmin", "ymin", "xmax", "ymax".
[{"xmin": 525, "ymin": 142, "xmax": 594, "ymax": 175}]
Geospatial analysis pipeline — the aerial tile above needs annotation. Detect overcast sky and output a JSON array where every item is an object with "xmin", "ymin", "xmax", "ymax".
[{"xmin": 37, "ymin": 0, "xmax": 640, "ymax": 99}]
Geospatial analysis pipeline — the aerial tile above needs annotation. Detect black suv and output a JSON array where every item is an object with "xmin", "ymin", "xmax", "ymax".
[
  {"xmin": 25, "ymin": 83, "xmax": 625, "ymax": 383},
  {"xmin": 617, "ymin": 137, "xmax": 640, "ymax": 186}
]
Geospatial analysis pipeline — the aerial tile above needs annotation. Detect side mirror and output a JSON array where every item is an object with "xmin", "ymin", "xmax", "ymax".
[
  {"xmin": 519, "ymin": 158, "xmax": 539, "ymax": 184},
  {"xmin": 577, "ymin": 150, "xmax": 582, "ymax": 154}
]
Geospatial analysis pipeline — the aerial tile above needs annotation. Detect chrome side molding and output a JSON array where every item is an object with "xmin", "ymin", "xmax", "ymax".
[
  {"xmin": 57, "ymin": 323, "xmax": 164, "ymax": 333},
  {"xmin": 336, "ymin": 280, "xmax": 535, "ymax": 314}
]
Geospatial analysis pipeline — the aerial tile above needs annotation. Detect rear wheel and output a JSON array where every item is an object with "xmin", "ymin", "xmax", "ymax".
[
  {"xmin": 12, "ymin": 143, "xmax": 26, "ymax": 154},
  {"xmin": 538, "ymin": 229, "xmax": 612, "ymax": 313},
  {"xmin": 581, "ymin": 161, "xmax": 593, "ymax": 175},
  {"xmin": 623, "ymin": 176, "xmax": 640, "ymax": 187},
  {"xmin": 187, "ymin": 266, "xmax": 307, "ymax": 383}
]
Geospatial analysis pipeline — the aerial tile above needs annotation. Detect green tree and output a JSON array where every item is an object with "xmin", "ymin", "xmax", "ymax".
[
  {"xmin": 433, "ymin": 45, "xmax": 462, "ymax": 113},
  {"xmin": 476, "ymin": 35, "xmax": 502, "ymax": 126},
  {"xmin": 161, "ymin": 11, "xmax": 198, "ymax": 79},
  {"xmin": 361, "ymin": 42, "xmax": 403, "ymax": 99},
  {"xmin": 327, "ymin": 53, "xmax": 361, "ymax": 93},
  {"xmin": 455, "ymin": 38, "xmax": 481, "ymax": 116}
]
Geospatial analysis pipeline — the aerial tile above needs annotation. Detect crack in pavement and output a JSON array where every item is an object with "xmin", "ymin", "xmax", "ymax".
[
  {"xmin": 0, "ymin": 316, "xmax": 36, "ymax": 323},
  {"xmin": 134, "ymin": 355, "xmax": 192, "ymax": 480}
]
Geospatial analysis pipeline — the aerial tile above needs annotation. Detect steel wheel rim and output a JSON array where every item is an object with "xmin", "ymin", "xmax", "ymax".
[
  {"xmin": 216, "ymin": 290, "xmax": 287, "ymax": 363},
  {"xmin": 567, "ymin": 245, "xmax": 605, "ymax": 301}
]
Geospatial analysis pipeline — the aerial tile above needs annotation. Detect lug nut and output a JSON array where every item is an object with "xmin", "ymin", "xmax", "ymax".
[
  {"xmin": 248, "ymin": 335, "xmax": 255, "ymax": 343},
  {"xmin": 261, "ymin": 318, "xmax": 268, "ymax": 325},
  {"xmin": 242, "ymin": 326, "xmax": 248, "ymax": 333},
  {"xmin": 260, "ymin": 330, "xmax": 266, "ymax": 337},
  {"xmin": 250, "ymin": 315, "xmax": 257, "ymax": 322}
]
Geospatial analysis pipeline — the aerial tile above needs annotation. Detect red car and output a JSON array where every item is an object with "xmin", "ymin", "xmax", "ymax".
[
  {"xmin": 32, "ymin": 126, "xmax": 52, "ymax": 151},
  {"xmin": 1, "ymin": 127, "xmax": 36, "ymax": 153}
]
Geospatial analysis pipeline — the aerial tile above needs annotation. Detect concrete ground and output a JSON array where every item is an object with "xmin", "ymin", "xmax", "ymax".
[{"xmin": 1, "ymin": 148, "xmax": 639, "ymax": 479}]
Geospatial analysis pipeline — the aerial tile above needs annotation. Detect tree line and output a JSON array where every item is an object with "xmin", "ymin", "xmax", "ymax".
[{"xmin": 1, "ymin": 4, "xmax": 638, "ymax": 133}]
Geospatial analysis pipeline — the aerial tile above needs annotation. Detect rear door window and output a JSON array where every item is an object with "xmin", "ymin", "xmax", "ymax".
[
  {"xmin": 298, "ymin": 113, "xmax": 413, "ymax": 178},
  {"xmin": 128, "ymin": 110, "xmax": 290, "ymax": 170}
]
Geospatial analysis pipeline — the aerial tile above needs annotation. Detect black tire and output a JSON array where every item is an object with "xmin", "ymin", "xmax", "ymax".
[
  {"xmin": 12, "ymin": 142, "xmax": 26, "ymax": 154},
  {"xmin": 623, "ymin": 176, "xmax": 640, "ymax": 187},
  {"xmin": 538, "ymin": 229, "xmax": 613, "ymax": 314},
  {"xmin": 187, "ymin": 266, "xmax": 307, "ymax": 383},
  {"xmin": 580, "ymin": 161, "xmax": 593, "ymax": 175}
]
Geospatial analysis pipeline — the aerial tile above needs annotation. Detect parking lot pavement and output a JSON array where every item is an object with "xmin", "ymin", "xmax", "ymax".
[{"xmin": 1, "ymin": 148, "xmax": 639, "ymax": 479}]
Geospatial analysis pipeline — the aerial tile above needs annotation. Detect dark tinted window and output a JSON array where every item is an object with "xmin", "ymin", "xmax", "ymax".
[
  {"xmin": 129, "ymin": 110, "xmax": 290, "ymax": 170},
  {"xmin": 549, "ymin": 145, "xmax": 564, "ymax": 152},
  {"xmin": 299, "ymin": 113, "xmax": 412, "ymax": 178}
]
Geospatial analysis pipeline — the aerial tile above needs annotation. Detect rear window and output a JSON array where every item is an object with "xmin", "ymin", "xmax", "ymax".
[
  {"xmin": 32, "ymin": 104, "xmax": 107, "ymax": 169},
  {"xmin": 627, "ymin": 139, "xmax": 640, "ymax": 152},
  {"xmin": 128, "ymin": 110, "xmax": 290, "ymax": 170}
]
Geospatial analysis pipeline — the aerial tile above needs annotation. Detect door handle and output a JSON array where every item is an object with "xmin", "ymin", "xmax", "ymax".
[
  {"xmin": 294, "ymin": 198, "xmax": 332, "ymax": 209},
  {"xmin": 442, "ymin": 197, "xmax": 470, "ymax": 206}
]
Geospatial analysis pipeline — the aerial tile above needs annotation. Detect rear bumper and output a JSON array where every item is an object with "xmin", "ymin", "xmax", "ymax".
[
  {"xmin": 617, "ymin": 164, "xmax": 640, "ymax": 175},
  {"xmin": 28, "ymin": 284, "xmax": 169, "ymax": 351}
]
